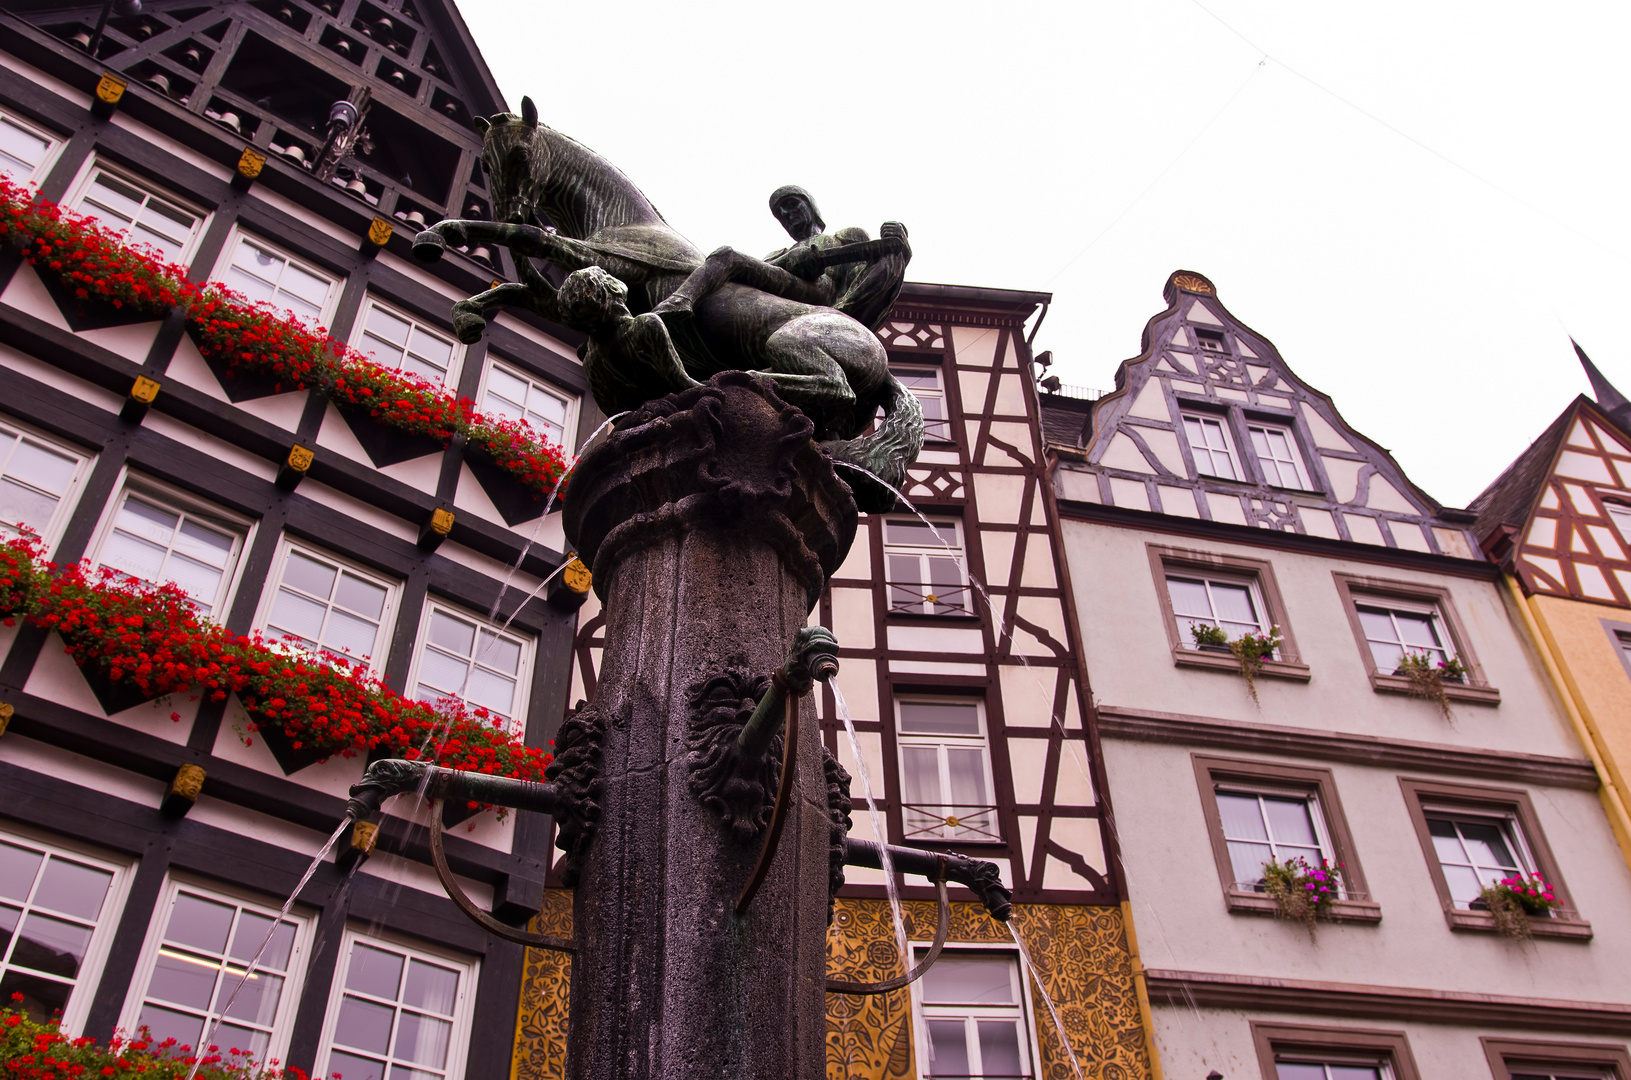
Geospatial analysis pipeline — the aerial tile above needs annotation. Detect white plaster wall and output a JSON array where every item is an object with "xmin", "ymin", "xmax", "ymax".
[{"xmin": 1059, "ymin": 520, "xmax": 1577, "ymax": 757}]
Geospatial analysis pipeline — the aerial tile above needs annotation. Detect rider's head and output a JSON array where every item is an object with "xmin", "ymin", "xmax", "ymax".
[
  {"xmin": 558, "ymin": 266, "xmax": 630, "ymax": 331},
  {"xmin": 769, "ymin": 185, "xmax": 824, "ymax": 242}
]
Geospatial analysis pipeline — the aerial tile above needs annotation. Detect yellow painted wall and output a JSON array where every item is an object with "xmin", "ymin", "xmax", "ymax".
[
  {"xmin": 510, "ymin": 891, "xmax": 1151, "ymax": 1080},
  {"xmin": 1526, "ymin": 591, "xmax": 1631, "ymax": 863}
]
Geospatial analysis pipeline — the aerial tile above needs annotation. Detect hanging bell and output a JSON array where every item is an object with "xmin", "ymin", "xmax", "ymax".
[
  {"xmin": 144, "ymin": 71, "xmax": 171, "ymax": 95},
  {"xmin": 403, "ymin": 210, "xmax": 426, "ymax": 228},
  {"xmin": 441, "ymin": 100, "xmax": 459, "ymax": 118},
  {"xmin": 180, "ymin": 46, "xmax": 203, "ymax": 69},
  {"xmin": 331, "ymin": 38, "xmax": 352, "ymax": 58},
  {"xmin": 216, "ymin": 111, "xmax": 242, "ymax": 133},
  {"xmin": 133, "ymin": 23, "xmax": 154, "ymax": 40},
  {"xmin": 346, "ymin": 177, "xmax": 369, "ymax": 197},
  {"xmin": 423, "ymin": 59, "xmax": 440, "ymax": 76},
  {"xmin": 464, "ymin": 202, "xmax": 483, "ymax": 218},
  {"xmin": 373, "ymin": 16, "xmax": 394, "ymax": 40},
  {"xmin": 69, "ymin": 29, "xmax": 93, "ymax": 49},
  {"xmin": 279, "ymin": 143, "xmax": 306, "ymax": 164},
  {"xmin": 276, "ymin": 6, "xmax": 295, "ymax": 21},
  {"xmin": 470, "ymin": 246, "xmax": 492, "ymax": 264},
  {"xmin": 388, "ymin": 69, "xmax": 407, "ymax": 88}
]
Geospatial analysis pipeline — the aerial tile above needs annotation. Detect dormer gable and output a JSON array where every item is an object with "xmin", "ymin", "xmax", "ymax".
[{"xmin": 1072, "ymin": 270, "xmax": 1476, "ymax": 557}]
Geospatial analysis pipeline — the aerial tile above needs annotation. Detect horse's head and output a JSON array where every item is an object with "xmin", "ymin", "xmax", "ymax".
[{"xmin": 474, "ymin": 96, "xmax": 549, "ymax": 225}]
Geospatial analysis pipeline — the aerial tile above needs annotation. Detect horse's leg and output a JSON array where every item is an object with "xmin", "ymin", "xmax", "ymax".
[
  {"xmin": 413, "ymin": 220, "xmax": 604, "ymax": 273},
  {"xmin": 448, "ymin": 281, "xmax": 558, "ymax": 344},
  {"xmin": 748, "ymin": 311, "xmax": 881, "ymax": 424}
]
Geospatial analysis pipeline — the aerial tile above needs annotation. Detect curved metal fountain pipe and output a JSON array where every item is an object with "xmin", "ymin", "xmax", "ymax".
[
  {"xmin": 826, "ymin": 859, "xmax": 950, "ymax": 996},
  {"xmin": 735, "ymin": 691, "xmax": 798, "ymax": 915},
  {"xmin": 429, "ymin": 797, "xmax": 575, "ymax": 952},
  {"xmin": 845, "ymin": 839, "xmax": 1012, "ymax": 922}
]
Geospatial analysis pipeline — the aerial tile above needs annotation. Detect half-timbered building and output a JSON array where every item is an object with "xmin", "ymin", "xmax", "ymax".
[
  {"xmin": 0, "ymin": 5, "xmax": 1153, "ymax": 1080},
  {"xmin": 1045, "ymin": 271, "xmax": 1631, "ymax": 1079}
]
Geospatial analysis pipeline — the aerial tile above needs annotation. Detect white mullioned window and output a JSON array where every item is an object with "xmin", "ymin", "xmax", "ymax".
[
  {"xmin": 317, "ymin": 931, "xmax": 477, "ymax": 1080},
  {"xmin": 897, "ymin": 699, "xmax": 999, "ymax": 843},
  {"xmin": 122, "ymin": 879, "xmax": 312, "ymax": 1063},
  {"xmin": 1274, "ymin": 1059, "xmax": 1390, "ymax": 1080},
  {"xmin": 1247, "ymin": 423, "xmax": 1310, "ymax": 489},
  {"xmin": 883, "ymin": 516, "xmax": 968, "ymax": 616},
  {"xmin": 1182, "ymin": 413, "xmax": 1237, "ymax": 480},
  {"xmin": 354, "ymin": 298, "xmax": 460, "ymax": 387},
  {"xmin": 215, "ymin": 231, "xmax": 341, "ymax": 325},
  {"xmin": 1194, "ymin": 327, "xmax": 1227, "ymax": 353},
  {"xmin": 0, "ymin": 111, "xmax": 61, "ymax": 186},
  {"xmin": 0, "ymin": 829, "xmax": 131, "ymax": 1034},
  {"xmin": 258, "ymin": 541, "xmax": 400, "ymax": 673},
  {"xmin": 69, "ymin": 163, "xmax": 207, "ymax": 265},
  {"xmin": 1424, "ymin": 809, "xmax": 1535, "ymax": 909},
  {"xmin": 408, "ymin": 601, "xmax": 533, "ymax": 727},
  {"xmin": 1166, "ymin": 573, "xmax": 1269, "ymax": 645},
  {"xmin": 912, "ymin": 949, "xmax": 1038, "ymax": 1080},
  {"xmin": 0, "ymin": 420, "xmax": 91, "ymax": 553},
  {"xmin": 91, "ymin": 481, "xmax": 249, "ymax": 617},
  {"xmin": 893, "ymin": 364, "xmax": 952, "ymax": 443},
  {"xmin": 1215, "ymin": 789, "xmax": 1333, "ymax": 889},
  {"xmin": 1355, "ymin": 598, "xmax": 1454, "ymax": 673},
  {"xmin": 480, "ymin": 361, "xmax": 575, "ymax": 447}
]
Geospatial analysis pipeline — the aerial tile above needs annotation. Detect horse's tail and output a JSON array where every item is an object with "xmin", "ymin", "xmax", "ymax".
[{"xmin": 820, "ymin": 375, "xmax": 925, "ymax": 514}]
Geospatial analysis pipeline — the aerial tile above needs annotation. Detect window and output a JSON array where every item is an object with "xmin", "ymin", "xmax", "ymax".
[
  {"xmin": 1399, "ymin": 778, "xmax": 1586, "ymax": 938},
  {"xmin": 1248, "ymin": 424, "xmax": 1309, "ymax": 489},
  {"xmin": 0, "ymin": 831, "xmax": 129, "ymax": 1033},
  {"xmin": 1195, "ymin": 328, "xmax": 1226, "ymax": 353},
  {"xmin": 408, "ymin": 602, "xmax": 533, "ymax": 728},
  {"xmin": 481, "ymin": 361, "xmax": 574, "ymax": 447},
  {"xmin": 216, "ymin": 232, "xmax": 340, "ymax": 325},
  {"xmin": 1483, "ymin": 1038, "xmax": 1630, "ymax": 1080},
  {"xmin": 91, "ymin": 484, "xmax": 248, "ymax": 617},
  {"xmin": 70, "ymin": 166, "xmax": 205, "ymax": 264},
  {"xmin": 1251, "ymin": 1024, "xmax": 1419, "ymax": 1080},
  {"xmin": 897, "ymin": 699, "xmax": 999, "ymax": 843},
  {"xmin": 317, "ymin": 932, "xmax": 476, "ymax": 1080},
  {"xmin": 1182, "ymin": 413, "xmax": 1237, "ymax": 479},
  {"xmin": 884, "ymin": 516, "xmax": 968, "ymax": 615},
  {"xmin": 0, "ymin": 112, "xmax": 60, "ymax": 185},
  {"xmin": 124, "ymin": 880, "xmax": 312, "ymax": 1062},
  {"xmin": 1607, "ymin": 502, "xmax": 1631, "ymax": 545},
  {"xmin": 354, "ymin": 299, "xmax": 460, "ymax": 387},
  {"xmin": 894, "ymin": 364, "xmax": 952, "ymax": 443},
  {"xmin": 259, "ymin": 543, "xmax": 400, "ymax": 672},
  {"xmin": 1333, "ymin": 575, "xmax": 1497, "ymax": 705},
  {"xmin": 0, "ymin": 421, "xmax": 90, "ymax": 552},
  {"xmin": 1194, "ymin": 756, "xmax": 1375, "ymax": 921},
  {"xmin": 912, "ymin": 950, "xmax": 1037, "ymax": 1080},
  {"xmin": 1166, "ymin": 573, "xmax": 1269, "ymax": 644}
]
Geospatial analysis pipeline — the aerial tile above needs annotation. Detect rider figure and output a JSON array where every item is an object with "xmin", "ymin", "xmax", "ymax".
[{"xmin": 651, "ymin": 185, "xmax": 909, "ymax": 332}]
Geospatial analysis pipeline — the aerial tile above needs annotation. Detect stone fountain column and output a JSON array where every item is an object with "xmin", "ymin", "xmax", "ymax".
[{"xmin": 561, "ymin": 373, "xmax": 857, "ymax": 1080}]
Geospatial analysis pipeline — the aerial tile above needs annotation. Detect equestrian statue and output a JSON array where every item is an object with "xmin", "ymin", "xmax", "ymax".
[{"xmin": 410, "ymin": 97, "xmax": 923, "ymax": 512}]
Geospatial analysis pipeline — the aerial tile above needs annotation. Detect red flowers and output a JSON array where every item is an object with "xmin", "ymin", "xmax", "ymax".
[
  {"xmin": 0, "ymin": 537, "xmax": 550, "ymax": 814},
  {"xmin": 1, "ymin": 1007, "xmax": 309, "ymax": 1080},
  {"xmin": 0, "ymin": 177, "xmax": 570, "ymax": 504}
]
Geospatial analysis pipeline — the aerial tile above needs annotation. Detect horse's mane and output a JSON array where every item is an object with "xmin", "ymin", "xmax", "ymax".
[{"xmin": 526, "ymin": 120, "xmax": 671, "ymax": 239}]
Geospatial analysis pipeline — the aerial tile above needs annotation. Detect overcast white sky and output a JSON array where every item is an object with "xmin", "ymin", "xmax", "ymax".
[{"xmin": 463, "ymin": 1, "xmax": 1631, "ymax": 510}]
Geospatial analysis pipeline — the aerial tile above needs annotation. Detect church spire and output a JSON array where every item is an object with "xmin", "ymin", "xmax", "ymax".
[{"xmin": 1574, "ymin": 338, "xmax": 1631, "ymax": 428}]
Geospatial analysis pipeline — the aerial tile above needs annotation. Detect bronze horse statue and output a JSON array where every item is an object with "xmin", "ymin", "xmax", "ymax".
[{"xmin": 410, "ymin": 97, "xmax": 921, "ymax": 512}]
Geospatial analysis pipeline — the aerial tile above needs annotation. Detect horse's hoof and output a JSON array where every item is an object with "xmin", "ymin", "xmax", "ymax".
[
  {"xmin": 412, "ymin": 229, "xmax": 447, "ymax": 263},
  {"xmin": 453, "ymin": 313, "xmax": 486, "ymax": 344}
]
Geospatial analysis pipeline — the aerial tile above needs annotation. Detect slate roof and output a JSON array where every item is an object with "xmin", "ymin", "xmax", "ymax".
[{"xmin": 1467, "ymin": 401, "xmax": 1577, "ymax": 546}]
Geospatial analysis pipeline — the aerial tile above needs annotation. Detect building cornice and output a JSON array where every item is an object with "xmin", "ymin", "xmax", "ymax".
[
  {"xmin": 1057, "ymin": 498, "xmax": 1500, "ymax": 580},
  {"xmin": 1096, "ymin": 706, "xmax": 1600, "ymax": 790},
  {"xmin": 1145, "ymin": 969, "xmax": 1631, "ymax": 1035}
]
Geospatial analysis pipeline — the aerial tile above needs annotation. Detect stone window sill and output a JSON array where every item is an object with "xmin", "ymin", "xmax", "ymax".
[
  {"xmin": 1370, "ymin": 672, "xmax": 1501, "ymax": 706},
  {"xmin": 1172, "ymin": 646, "xmax": 1312, "ymax": 682},
  {"xmin": 1445, "ymin": 907, "xmax": 1592, "ymax": 940},
  {"xmin": 1225, "ymin": 890, "xmax": 1381, "ymax": 924}
]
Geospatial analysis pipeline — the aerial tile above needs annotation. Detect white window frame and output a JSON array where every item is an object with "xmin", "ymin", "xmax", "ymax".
[
  {"xmin": 1181, "ymin": 412, "xmax": 1239, "ymax": 480},
  {"xmin": 1272, "ymin": 1055, "xmax": 1394, "ymax": 1080},
  {"xmin": 1165, "ymin": 572, "xmax": 1272, "ymax": 648},
  {"xmin": 405, "ymin": 599, "xmax": 535, "ymax": 731},
  {"xmin": 895, "ymin": 697, "xmax": 1000, "ymax": 844},
  {"xmin": 1214, "ymin": 787, "xmax": 1338, "ymax": 892},
  {"xmin": 86, "ymin": 472, "xmax": 254, "ymax": 619},
  {"xmin": 908, "ymin": 944, "xmax": 1042, "ymax": 1080},
  {"xmin": 0, "ymin": 823, "xmax": 133, "ymax": 1037},
  {"xmin": 1247, "ymin": 421, "xmax": 1311, "ymax": 490},
  {"xmin": 1353, "ymin": 595, "xmax": 1456, "ymax": 674},
  {"xmin": 251, "ymin": 538, "xmax": 402, "ymax": 676},
  {"xmin": 349, "ymin": 295, "xmax": 464, "ymax": 389},
  {"xmin": 1421, "ymin": 805, "xmax": 1538, "ymax": 910},
  {"xmin": 0, "ymin": 109, "xmax": 64, "ymax": 187},
  {"xmin": 0, "ymin": 416, "xmax": 93, "ymax": 555},
  {"xmin": 119, "ymin": 877, "xmax": 315, "ymax": 1064},
  {"xmin": 883, "ymin": 516, "xmax": 970, "ymax": 616},
  {"xmin": 1193, "ymin": 327, "xmax": 1228, "ymax": 354},
  {"xmin": 892, "ymin": 363, "xmax": 952, "ymax": 444},
  {"xmin": 210, "ymin": 227, "xmax": 343, "ymax": 326},
  {"xmin": 315, "ymin": 928, "xmax": 478, "ymax": 1080},
  {"xmin": 64, "ymin": 158, "xmax": 210, "ymax": 266},
  {"xmin": 477, "ymin": 359, "xmax": 577, "ymax": 449}
]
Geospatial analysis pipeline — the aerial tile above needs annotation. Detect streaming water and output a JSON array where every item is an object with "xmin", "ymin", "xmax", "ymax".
[
  {"xmin": 829, "ymin": 683, "xmax": 911, "ymax": 973},
  {"xmin": 182, "ymin": 819, "xmax": 351, "ymax": 1080},
  {"xmin": 1007, "ymin": 913, "xmax": 1084, "ymax": 1080}
]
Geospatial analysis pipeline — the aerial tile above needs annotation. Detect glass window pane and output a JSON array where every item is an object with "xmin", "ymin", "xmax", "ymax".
[
  {"xmin": 324, "ymin": 609, "xmax": 381, "ymax": 660},
  {"xmin": 1457, "ymin": 821, "xmax": 1518, "ymax": 870},
  {"xmin": 138, "ymin": 1002, "xmax": 206, "ymax": 1052},
  {"xmin": 328, "ymin": 1049, "xmax": 386, "ymax": 1080},
  {"xmin": 1442, "ymin": 863, "xmax": 1484, "ymax": 905},
  {"xmin": 1395, "ymin": 613, "xmax": 1442, "ymax": 650},
  {"xmin": 417, "ymin": 650, "xmax": 469, "ymax": 696},
  {"xmin": 900, "ymin": 746, "xmax": 941, "ymax": 806},
  {"xmin": 1276, "ymin": 1066, "xmax": 1328, "ymax": 1080},
  {"xmin": 10, "ymin": 440, "xmax": 78, "ymax": 495},
  {"xmin": 0, "ymin": 843, "xmax": 43, "ymax": 900},
  {"xmin": 428, "ymin": 611, "xmax": 475, "ymax": 655},
  {"xmin": 0, "ymin": 478, "xmax": 61, "ymax": 535},
  {"xmin": 87, "ymin": 175, "xmax": 144, "ymax": 223},
  {"xmin": 269, "ymin": 590, "xmax": 328, "ymax": 644},
  {"xmin": 1216, "ymin": 794, "xmax": 1268, "ymax": 841},
  {"xmin": 977, "ymin": 1019, "xmax": 1025, "ymax": 1078},
  {"xmin": 12, "ymin": 912, "xmax": 92, "ymax": 977},
  {"xmin": 393, "ymin": 1012, "xmax": 451, "ymax": 1068},
  {"xmin": 1166, "ymin": 577, "xmax": 1212, "ymax": 620},
  {"xmin": 283, "ymin": 552, "xmax": 338, "ymax": 599},
  {"xmin": 219, "ymin": 967, "xmax": 283, "ymax": 1027},
  {"xmin": 347, "ymin": 945, "xmax": 405, "ymax": 999},
  {"xmin": 921, "ymin": 956, "xmax": 1016, "ymax": 1004},
  {"xmin": 175, "ymin": 519, "xmax": 234, "ymax": 566},
  {"xmin": 945, "ymin": 747, "xmax": 988, "ymax": 805},
  {"xmin": 336, "ymin": 573, "xmax": 388, "ymax": 620},
  {"xmin": 465, "ymin": 668, "xmax": 516, "ymax": 717},
  {"xmin": 337, "ymin": 996, "xmax": 396, "ymax": 1055},
  {"xmin": 1209, "ymin": 583, "xmax": 1258, "ymax": 628},
  {"xmin": 1, "ymin": 969, "xmax": 72, "ymax": 1025},
  {"xmin": 924, "ymin": 1019, "xmax": 970, "ymax": 1077},
  {"xmin": 102, "ymin": 531, "xmax": 169, "ymax": 585},
  {"xmin": 898, "ymin": 701, "xmax": 980, "ymax": 735},
  {"xmin": 1328, "ymin": 1068, "xmax": 1383, "ymax": 1080},
  {"xmin": 1262, "ymin": 797, "xmax": 1318, "ymax": 847},
  {"xmin": 1226, "ymin": 840, "xmax": 1273, "ymax": 885},
  {"xmin": 214, "ymin": 1023, "xmax": 269, "ymax": 1062},
  {"xmin": 476, "ymin": 630, "xmax": 521, "ymax": 675},
  {"xmin": 229, "ymin": 913, "xmax": 295, "ymax": 970},
  {"xmin": 403, "ymin": 960, "xmax": 459, "ymax": 1014},
  {"xmin": 226, "ymin": 266, "xmax": 277, "ymax": 305},
  {"xmin": 1356, "ymin": 608, "xmax": 1396, "ymax": 642},
  {"xmin": 162, "ymin": 555, "xmax": 227, "ymax": 610},
  {"xmin": 365, "ymin": 307, "xmax": 411, "ymax": 348},
  {"xmin": 167, "ymin": 894, "xmax": 235, "ymax": 954},
  {"xmin": 31, "ymin": 857, "xmax": 111, "ymax": 920},
  {"xmin": 148, "ymin": 948, "xmax": 219, "ymax": 1009}
]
